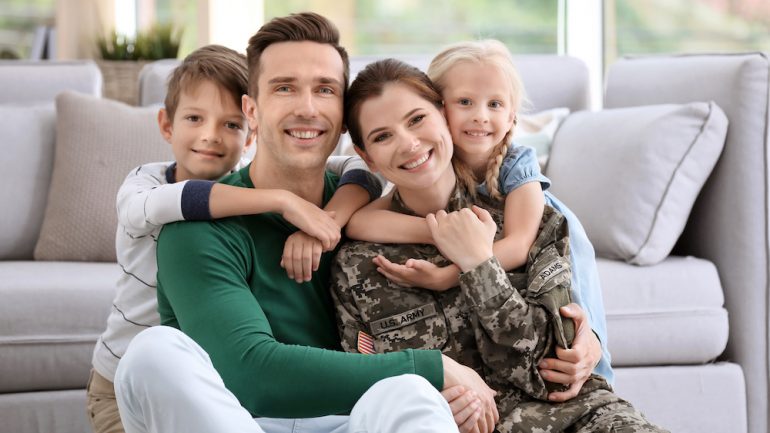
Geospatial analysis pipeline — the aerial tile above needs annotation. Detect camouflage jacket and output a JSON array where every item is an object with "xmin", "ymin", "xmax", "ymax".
[{"xmin": 331, "ymin": 185, "xmax": 581, "ymax": 403}]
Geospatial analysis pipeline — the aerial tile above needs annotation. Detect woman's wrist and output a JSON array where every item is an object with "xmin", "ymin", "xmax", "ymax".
[{"xmin": 456, "ymin": 250, "xmax": 493, "ymax": 273}]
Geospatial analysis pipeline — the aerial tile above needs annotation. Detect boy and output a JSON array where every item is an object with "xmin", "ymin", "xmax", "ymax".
[{"xmin": 87, "ymin": 44, "xmax": 382, "ymax": 433}]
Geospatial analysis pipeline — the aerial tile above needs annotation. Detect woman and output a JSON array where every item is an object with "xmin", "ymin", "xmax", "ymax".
[{"xmin": 331, "ymin": 59, "xmax": 666, "ymax": 433}]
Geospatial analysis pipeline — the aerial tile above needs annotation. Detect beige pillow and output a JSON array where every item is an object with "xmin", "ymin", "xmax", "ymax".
[
  {"xmin": 34, "ymin": 91, "xmax": 173, "ymax": 262},
  {"xmin": 545, "ymin": 101, "xmax": 727, "ymax": 266}
]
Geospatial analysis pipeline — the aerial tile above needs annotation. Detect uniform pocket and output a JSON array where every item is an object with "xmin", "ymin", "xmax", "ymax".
[
  {"xmin": 370, "ymin": 302, "xmax": 449, "ymax": 351},
  {"xmin": 350, "ymin": 282, "xmax": 449, "ymax": 353}
]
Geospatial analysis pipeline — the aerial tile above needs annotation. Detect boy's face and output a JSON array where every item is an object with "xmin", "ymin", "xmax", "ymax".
[
  {"xmin": 158, "ymin": 79, "xmax": 250, "ymax": 182},
  {"xmin": 242, "ymin": 41, "xmax": 345, "ymax": 173},
  {"xmin": 441, "ymin": 61, "xmax": 516, "ymax": 164}
]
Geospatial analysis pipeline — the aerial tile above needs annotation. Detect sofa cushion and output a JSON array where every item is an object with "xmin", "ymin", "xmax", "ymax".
[
  {"xmin": 0, "ymin": 390, "xmax": 91, "ymax": 433},
  {"xmin": 598, "ymin": 256, "xmax": 728, "ymax": 366},
  {"xmin": 0, "ymin": 261, "xmax": 119, "ymax": 392},
  {"xmin": 34, "ymin": 91, "xmax": 173, "ymax": 262},
  {"xmin": 613, "ymin": 363, "xmax": 745, "ymax": 433},
  {"xmin": 545, "ymin": 102, "xmax": 727, "ymax": 265},
  {"xmin": 0, "ymin": 104, "xmax": 55, "ymax": 260}
]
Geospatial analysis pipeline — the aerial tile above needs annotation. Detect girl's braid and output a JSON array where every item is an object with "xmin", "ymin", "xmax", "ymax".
[{"xmin": 484, "ymin": 126, "xmax": 514, "ymax": 201}]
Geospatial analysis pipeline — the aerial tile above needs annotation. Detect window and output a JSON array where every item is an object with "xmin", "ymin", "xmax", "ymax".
[
  {"xmin": 605, "ymin": 0, "xmax": 770, "ymax": 66},
  {"xmin": 0, "ymin": 0, "xmax": 55, "ymax": 59},
  {"xmin": 136, "ymin": 0, "xmax": 198, "ymax": 57},
  {"xmin": 265, "ymin": 0, "xmax": 559, "ymax": 55}
]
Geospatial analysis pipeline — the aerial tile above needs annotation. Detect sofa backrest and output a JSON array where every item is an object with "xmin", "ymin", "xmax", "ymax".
[
  {"xmin": 604, "ymin": 53, "xmax": 769, "ymax": 433},
  {"xmin": 0, "ymin": 61, "xmax": 104, "ymax": 260},
  {"xmin": 0, "ymin": 61, "xmax": 102, "ymax": 103},
  {"xmin": 137, "ymin": 59, "xmax": 180, "ymax": 107},
  {"xmin": 139, "ymin": 54, "xmax": 590, "ymax": 113}
]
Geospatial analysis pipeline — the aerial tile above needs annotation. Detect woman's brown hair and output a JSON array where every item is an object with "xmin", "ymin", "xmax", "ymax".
[{"xmin": 345, "ymin": 58, "xmax": 443, "ymax": 151}]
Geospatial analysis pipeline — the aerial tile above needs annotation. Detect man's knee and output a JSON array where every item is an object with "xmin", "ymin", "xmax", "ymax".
[
  {"xmin": 363, "ymin": 374, "xmax": 441, "ymax": 406},
  {"xmin": 115, "ymin": 326, "xmax": 206, "ymax": 386}
]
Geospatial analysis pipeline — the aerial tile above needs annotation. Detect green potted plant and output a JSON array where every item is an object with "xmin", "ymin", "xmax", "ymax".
[{"xmin": 96, "ymin": 23, "xmax": 182, "ymax": 105}]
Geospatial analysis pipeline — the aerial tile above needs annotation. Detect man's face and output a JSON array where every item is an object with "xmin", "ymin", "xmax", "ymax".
[{"xmin": 243, "ymin": 41, "xmax": 345, "ymax": 172}]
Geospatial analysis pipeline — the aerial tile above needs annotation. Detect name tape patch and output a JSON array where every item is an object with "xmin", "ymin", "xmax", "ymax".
[
  {"xmin": 369, "ymin": 303, "xmax": 438, "ymax": 336},
  {"xmin": 537, "ymin": 260, "xmax": 568, "ymax": 285}
]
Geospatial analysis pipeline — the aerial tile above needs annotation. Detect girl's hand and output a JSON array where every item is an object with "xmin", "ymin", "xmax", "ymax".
[
  {"xmin": 427, "ymin": 206, "xmax": 497, "ymax": 272},
  {"xmin": 372, "ymin": 256, "xmax": 460, "ymax": 291},
  {"xmin": 281, "ymin": 192, "xmax": 340, "ymax": 251},
  {"xmin": 280, "ymin": 231, "xmax": 323, "ymax": 283}
]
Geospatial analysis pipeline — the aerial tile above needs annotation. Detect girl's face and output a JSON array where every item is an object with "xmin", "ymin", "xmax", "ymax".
[
  {"xmin": 441, "ymin": 61, "xmax": 516, "ymax": 163},
  {"xmin": 355, "ymin": 83, "xmax": 454, "ymax": 192}
]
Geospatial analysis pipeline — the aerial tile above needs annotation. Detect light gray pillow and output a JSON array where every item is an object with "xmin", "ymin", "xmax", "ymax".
[
  {"xmin": 545, "ymin": 101, "xmax": 728, "ymax": 265},
  {"xmin": 34, "ymin": 91, "xmax": 173, "ymax": 262},
  {"xmin": 0, "ymin": 104, "xmax": 55, "ymax": 259}
]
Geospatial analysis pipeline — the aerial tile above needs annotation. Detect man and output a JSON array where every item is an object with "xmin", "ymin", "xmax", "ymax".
[{"xmin": 114, "ymin": 12, "xmax": 497, "ymax": 433}]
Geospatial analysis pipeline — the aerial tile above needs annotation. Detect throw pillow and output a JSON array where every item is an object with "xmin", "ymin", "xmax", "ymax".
[
  {"xmin": 34, "ymin": 91, "xmax": 173, "ymax": 262},
  {"xmin": 0, "ymin": 104, "xmax": 55, "ymax": 259},
  {"xmin": 513, "ymin": 107, "xmax": 570, "ymax": 157},
  {"xmin": 545, "ymin": 101, "xmax": 727, "ymax": 265}
]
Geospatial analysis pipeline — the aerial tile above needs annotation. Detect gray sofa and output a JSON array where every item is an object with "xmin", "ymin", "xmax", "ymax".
[{"xmin": 0, "ymin": 53, "xmax": 767, "ymax": 433}]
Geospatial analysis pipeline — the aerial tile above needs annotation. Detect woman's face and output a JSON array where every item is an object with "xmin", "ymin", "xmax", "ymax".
[{"xmin": 356, "ymin": 83, "xmax": 454, "ymax": 191}]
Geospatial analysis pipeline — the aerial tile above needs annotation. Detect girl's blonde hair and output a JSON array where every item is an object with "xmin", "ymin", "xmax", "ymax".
[{"xmin": 428, "ymin": 39, "xmax": 527, "ymax": 201}]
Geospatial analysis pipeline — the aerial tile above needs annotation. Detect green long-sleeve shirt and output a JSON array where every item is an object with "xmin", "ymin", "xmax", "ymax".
[{"xmin": 156, "ymin": 165, "xmax": 443, "ymax": 418}]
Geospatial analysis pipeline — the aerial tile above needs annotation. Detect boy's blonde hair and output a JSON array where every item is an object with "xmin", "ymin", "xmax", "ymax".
[
  {"xmin": 428, "ymin": 39, "xmax": 527, "ymax": 201},
  {"xmin": 164, "ymin": 45, "xmax": 248, "ymax": 121}
]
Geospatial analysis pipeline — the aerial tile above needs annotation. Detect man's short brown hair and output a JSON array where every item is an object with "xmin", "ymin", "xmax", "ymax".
[
  {"xmin": 164, "ymin": 45, "xmax": 248, "ymax": 121},
  {"xmin": 246, "ymin": 12, "xmax": 349, "ymax": 97}
]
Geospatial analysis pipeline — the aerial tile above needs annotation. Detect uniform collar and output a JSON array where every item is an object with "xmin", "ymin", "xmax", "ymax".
[{"xmin": 390, "ymin": 183, "xmax": 474, "ymax": 216}]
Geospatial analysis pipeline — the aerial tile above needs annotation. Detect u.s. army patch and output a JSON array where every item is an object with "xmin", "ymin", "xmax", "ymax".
[{"xmin": 369, "ymin": 303, "xmax": 438, "ymax": 336}]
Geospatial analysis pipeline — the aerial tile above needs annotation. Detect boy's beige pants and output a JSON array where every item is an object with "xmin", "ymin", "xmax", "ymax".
[{"xmin": 86, "ymin": 369, "xmax": 126, "ymax": 433}]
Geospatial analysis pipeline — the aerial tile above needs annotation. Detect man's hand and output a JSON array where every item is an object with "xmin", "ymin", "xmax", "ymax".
[
  {"xmin": 372, "ymin": 255, "xmax": 460, "ymax": 291},
  {"xmin": 442, "ymin": 355, "xmax": 498, "ymax": 433},
  {"xmin": 280, "ymin": 231, "xmax": 323, "ymax": 283},
  {"xmin": 442, "ymin": 386, "xmax": 483, "ymax": 433},
  {"xmin": 281, "ymin": 192, "xmax": 341, "ymax": 251},
  {"xmin": 427, "ymin": 207, "xmax": 497, "ymax": 272},
  {"xmin": 538, "ymin": 303, "xmax": 601, "ymax": 402}
]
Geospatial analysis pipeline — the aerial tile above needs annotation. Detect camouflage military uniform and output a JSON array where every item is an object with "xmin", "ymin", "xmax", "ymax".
[{"xmin": 331, "ymin": 185, "xmax": 668, "ymax": 433}]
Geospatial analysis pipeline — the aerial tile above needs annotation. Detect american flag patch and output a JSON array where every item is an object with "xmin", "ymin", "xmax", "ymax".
[{"xmin": 357, "ymin": 330, "xmax": 375, "ymax": 354}]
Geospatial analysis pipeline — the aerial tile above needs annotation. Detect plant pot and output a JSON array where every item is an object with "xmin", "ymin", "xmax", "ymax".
[{"xmin": 96, "ymin": 60, "xmax": 151, "ymax": 106}]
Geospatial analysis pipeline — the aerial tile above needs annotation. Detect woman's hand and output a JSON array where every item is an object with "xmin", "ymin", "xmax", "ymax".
[
  {"xmin": 372, "ymin": 256, "xmax": 460, "ymax": 291},
  {"xmin": 538, "ymin": 303, "xmax": 602, "ymax": 401},
  {"xmin": 427, "ymin": 206, "xmax": 497, "ymax": 272}
]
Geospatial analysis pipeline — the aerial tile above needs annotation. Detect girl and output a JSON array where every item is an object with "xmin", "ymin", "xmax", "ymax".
[{"xmin": 345, "ymin": 40, "xmax": 613, "ymax": 386}]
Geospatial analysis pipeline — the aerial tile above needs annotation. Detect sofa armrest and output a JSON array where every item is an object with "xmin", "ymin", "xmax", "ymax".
[{"xmin": 604, "ymin": 53, "xmax": 770, "ymax": 433}]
